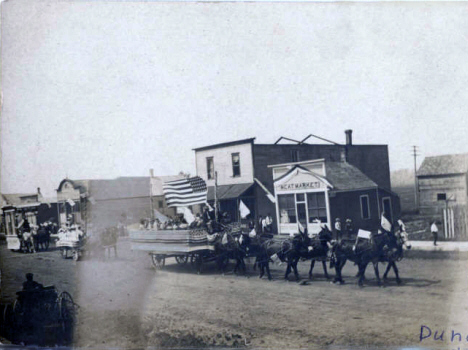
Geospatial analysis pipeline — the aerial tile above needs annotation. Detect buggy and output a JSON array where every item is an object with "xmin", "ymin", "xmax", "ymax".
[{"xmin": 2, "ymin": 286, "xmax": 77, "ymax": 345}]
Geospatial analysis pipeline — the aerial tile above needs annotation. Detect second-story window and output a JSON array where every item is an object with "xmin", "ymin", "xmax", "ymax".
[
  {"xmin": 206, "ymin": 157, "xmax": 214, "ymax": 180},
  {"xmin": 291, "ymin": 150, "xmax": 299, "ymax": 162},
  {"xmin": 232, "ymin": 153, "xmax": 241, "ymax": 177}
]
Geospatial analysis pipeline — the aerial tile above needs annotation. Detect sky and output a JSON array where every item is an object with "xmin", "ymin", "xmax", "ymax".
[{"xmin": 2, "ymin": 1, "xmax": 468, "ymax": 198}]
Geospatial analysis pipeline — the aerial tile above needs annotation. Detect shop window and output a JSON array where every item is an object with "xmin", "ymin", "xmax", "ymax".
[
  {"xmin": 206, "ymin": 157, "xmax": 214, "ymax": 180},
  {"xmin": 360, "ymin": 195, "xmax": 370, "ymax": 220},
  {"xmin": 278, "ymin": 194, "xmax": 297, "ymax": 224},
  {"xmin": 437, "ymin": 193, "xmax": 446, "ymax": 201},
  {"xmin": 291, "ymin": 150, "xmax": 299, "ymax": 162},
  {"xmin": 232, "ymin": 153, "xmax": 241, "ymax": 177},
  {"xmin": 307, "ymin": 192, "xmax": 327, "ymax": 223}
]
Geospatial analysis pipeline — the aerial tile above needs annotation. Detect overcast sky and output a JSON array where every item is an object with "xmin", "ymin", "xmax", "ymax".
[{"xmin": 2, "ymin": 1, "xmax": 468, "ymax": 198}]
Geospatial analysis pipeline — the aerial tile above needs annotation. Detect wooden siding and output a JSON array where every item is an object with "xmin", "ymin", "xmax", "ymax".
[{"xmin": 418, "ymin": 173, "xmax": 467, "ymax": 214}]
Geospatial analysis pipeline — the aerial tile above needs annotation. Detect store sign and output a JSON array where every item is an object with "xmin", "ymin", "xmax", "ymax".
[{"xmin": 276, "ymin": 181, "xmax": 322, "ymax": 191}]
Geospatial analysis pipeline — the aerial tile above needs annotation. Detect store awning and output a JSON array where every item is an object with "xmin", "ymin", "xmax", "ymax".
[
  {"xmin": 14, "ymin": 202, "xmax": 41, "ymax": 209},
  {"xmin": 207, "ymin": 183, "xmax": 254, "ymax": 201}
]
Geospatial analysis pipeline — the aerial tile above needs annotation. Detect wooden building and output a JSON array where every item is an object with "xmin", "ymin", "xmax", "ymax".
[
  {"xmin": 193, "ymin": 130, "xmax": 400, "ymax": 234},
  {"xmin": 417, "ymin": 153, "xmax": 468, "ymax": 215}
]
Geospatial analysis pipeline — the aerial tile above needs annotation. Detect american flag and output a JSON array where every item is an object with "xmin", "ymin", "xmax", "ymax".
[{"xmin": 163, "ymin": 176, "xmax": 208, "ymax": 208}]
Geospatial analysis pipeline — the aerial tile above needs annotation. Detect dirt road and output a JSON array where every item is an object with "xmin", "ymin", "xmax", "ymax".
[{"xmin": 2, "ymin": 239, "xmax": 466, "ymax": 348}]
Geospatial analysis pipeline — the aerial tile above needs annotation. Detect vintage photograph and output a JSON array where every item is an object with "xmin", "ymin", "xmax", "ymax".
[{"xmin": 1, "ymin": 1, "xmax": 468, "ymax": 349}]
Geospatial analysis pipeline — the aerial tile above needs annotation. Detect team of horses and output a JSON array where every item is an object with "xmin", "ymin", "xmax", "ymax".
[{"xmin": 208, "ymin": 222, "xmax": 411, "ymax": 287}]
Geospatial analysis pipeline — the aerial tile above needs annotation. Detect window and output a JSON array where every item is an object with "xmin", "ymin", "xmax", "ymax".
[
  {"xmin": 360, "ymin": 195, "xmax": 370, "ymax": 220},
  {"xmin": 291, "ymin": 150, "xmax": 299, "ymax": 162},
  {"xmin": 437, "ymin": 193, "xmax": 447, "ymax": 201},
  {"xmin": 206, "ymin": 157, "xmax": 214, "ymax": 180},
  {"xmin": 158, "ymin": 200, "xmax": 163, "ymax": 208},
  {"xmin": 278, "ymin": 194, "xmax": 297, "ymax": 223},
  {"xmin": 232, "ymin": 153, "xmax": 241, "ymax": 177},
  {"xmin": 307, "ymin": 193, "xmax": 327, "ymax": 223}
]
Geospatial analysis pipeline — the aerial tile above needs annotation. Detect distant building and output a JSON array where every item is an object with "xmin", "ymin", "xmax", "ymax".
[
  {"xmin": 417, "ymin": 153, "xmax": 468, "ymax": 215},
  {"xmin": 194, "ymin": 130, "xmax": 400, "ymax": 235},
  {"xmin": 1, "ymin": 188, "xmax": 58, "ymax": 236},
  {"xmin": 56, "ymin": 177, "xmax": 152, "ymax": 230}
]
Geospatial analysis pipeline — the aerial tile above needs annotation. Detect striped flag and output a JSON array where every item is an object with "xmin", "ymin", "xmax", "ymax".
[{"xmin": 163, "ymin": 176, "xmax": 208, "ymax": 208}]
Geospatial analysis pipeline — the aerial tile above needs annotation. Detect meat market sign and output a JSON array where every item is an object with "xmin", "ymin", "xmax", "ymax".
[{"xmin": 276, "ymin": 181, "xmax": 323, "ymax": 191}]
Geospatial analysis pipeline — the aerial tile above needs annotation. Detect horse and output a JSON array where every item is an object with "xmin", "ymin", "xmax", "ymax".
[
  {"xmin": 101, "ymin": 227, "xmax": 118, "ymax": 259},
  {"xmin": 214, "ymin": 231, "xmax": 247, "ymax": 275},
  {"xmin": 19, "ymin": 230, "xmax": 36, "ymax": 254},
  {"xmin": 305, "ymin": 226, "xmax": 334, "ymax": 280},
  {"xmin": 32, "ymin": 226, "xmax": 51, "ymax": 251},
  {"xmin": 381, "ymin": 225, "xmax": 412, "ymax": 284},
  {"xmin": 332, "ymin": 230, "xmax": 393, "ymax": 287},
  {"xmin": 239, "ymin": 232, "xmax": 276, "ymax": 280}
]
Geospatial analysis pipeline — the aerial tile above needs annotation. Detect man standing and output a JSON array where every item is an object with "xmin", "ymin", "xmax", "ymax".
[
  {"xmin": 265, "ymin": 213, "xmax": 273, "ymax": 233},
  {"xmin": 431, "ymin": 221, "xmax": 439, "ymax": 246}
]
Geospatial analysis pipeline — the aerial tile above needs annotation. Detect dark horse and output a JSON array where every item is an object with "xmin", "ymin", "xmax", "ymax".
[
  {"xmin": 33, "ymin": 226, "xmax": 51, "ymax": 251},
  {"xmin": 381, "ymin": 225, "xmax": 412, "ymax": 284},
  {"xmin": 264, "ymin": 227, "xmax": 334, "ymax": 281},
  {"xmin": 214, "ymin": 231, "xmax": 247, "ymax": 275},
  {"xmin": 333, "ymin": 230, "xmax": 395, "ymax": 287}
]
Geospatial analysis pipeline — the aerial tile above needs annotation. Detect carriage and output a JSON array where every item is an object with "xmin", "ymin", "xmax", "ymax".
[
  {"xmin": 55, "ymin": 228, "xmax": 86, "ymax": 261},
  {"xmin": 1, "ymin": 286, "xmax": 77, "ymax": 345}
]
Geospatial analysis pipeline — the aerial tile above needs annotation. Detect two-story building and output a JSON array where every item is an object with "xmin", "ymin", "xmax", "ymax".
[{"xmin": 193, "ymin": 130, "xmax": 400, "ymax": 235}]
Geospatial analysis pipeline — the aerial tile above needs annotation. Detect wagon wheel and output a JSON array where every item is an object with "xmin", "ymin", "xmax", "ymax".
[
  {"xmin": 2, "ymin": 304, "xmax": 15, "ymax": 340},
  {"xmin": 175, "ymin": 255, "xmax": 188, "ymax": 265},
  {"xmin": 61, "ymin": 248, "xmax": 68, "ymax": 259},
  {"xmin": 151, "ymin": 254, "xmax": 165, "ymax": 269},
  {"xmin": 58, "ymin": 292, "xmax": 76, "ymax": 344}
]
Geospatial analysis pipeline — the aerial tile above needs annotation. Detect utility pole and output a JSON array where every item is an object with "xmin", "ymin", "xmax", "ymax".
[
  {"xmin": 214, "ymin": 171, "xmax": 219, "ymax": 223},
  {"xmin": 149, "ymin": 169, "xmax": 154, "ymax": 221},
  {"xmin": 411, "ymin": 146, "xmax": 420, "ymax": 210}
]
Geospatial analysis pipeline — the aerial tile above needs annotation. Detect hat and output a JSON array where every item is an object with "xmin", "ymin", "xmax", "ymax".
[
  {"xmin": 346, "ymin": 219, "xmax": 352, "ymax": 223},
  {"xmin": 335, "ymin": 218, "xmax": 341, "ymax": 222}
]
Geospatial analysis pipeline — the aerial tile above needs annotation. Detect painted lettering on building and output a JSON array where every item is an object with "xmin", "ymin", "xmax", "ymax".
[{"xmin": 276, "ymin": 182, "xmax": 322, "ymax": 191}]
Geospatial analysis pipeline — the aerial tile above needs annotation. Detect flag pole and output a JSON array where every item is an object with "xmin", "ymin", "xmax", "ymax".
[{"xmin": 214, "ymin": 171, "xmax": 218, "ymax": 223}]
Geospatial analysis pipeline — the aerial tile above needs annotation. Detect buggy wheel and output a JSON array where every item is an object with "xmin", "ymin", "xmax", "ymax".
[
  {"xmin": 72, "ymin": 250, "xmax": 79, "ymax": 261},
  {"xmin": 151, "ymin": 254, "xmax": 165, "ymax": 269},
  {"xmin": 58, "ymin": 292, "xmax": 75, "ymax": 344},
  {"xmin": 61, "ymin": 248, "xmax": 68, "ymax": 259},
  {"xmin": 175, "ymin": 255, "xmax": 188, "ymax": 265}
]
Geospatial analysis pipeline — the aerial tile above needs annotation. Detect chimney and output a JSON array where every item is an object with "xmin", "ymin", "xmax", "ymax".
[
  {"xmin": 37, "ymin": 187, "xmax": 41, "ymax": 195},
  {"xmin": 150, "ymin": 169, "xmax": 154, "ymax": 177},
  {"xmin": 345, "ymin": 129, "xmax": 353, "ymax": 146}
]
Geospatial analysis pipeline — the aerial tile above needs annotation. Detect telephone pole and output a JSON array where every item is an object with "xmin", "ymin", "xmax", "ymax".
[{"xmin": 411, "ymin": 146, "xmax": 420, "ymax": 210}]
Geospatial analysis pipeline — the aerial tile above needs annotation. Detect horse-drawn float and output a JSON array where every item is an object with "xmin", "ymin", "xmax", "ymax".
[
  {"xmin": 130, "ymin": 223, "xmax": 242, "ymax": 273},
  {"xmin": 55, "ymin": 226, "xmax": 86, "ymax": 261}
]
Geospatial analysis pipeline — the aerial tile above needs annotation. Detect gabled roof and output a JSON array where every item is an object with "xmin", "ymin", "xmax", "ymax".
[
  {"xmin": 2, "ymin": 193, "xmax": 39, "ymax": 206},
  {"xmin": 417, "ymin": 153, "xmax": 468, "ymax": 177},
  {"xmin": 325, "ymin": 162, "xmax": 378, "ymax": 191}
]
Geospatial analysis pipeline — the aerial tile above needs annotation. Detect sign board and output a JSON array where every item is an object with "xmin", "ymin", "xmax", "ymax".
[
  {"xmin": 7, "ymin": 235, "xmax": 21, "ymax": 250},
  {"xmin": 275, "ymin": 170, "xmax": 327, "ymax": 192}
]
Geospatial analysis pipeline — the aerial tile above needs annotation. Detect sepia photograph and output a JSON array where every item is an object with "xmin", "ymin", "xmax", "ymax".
[{"xmin": 1, "ymin": 1, "xmax": 468, "ymax": 349}]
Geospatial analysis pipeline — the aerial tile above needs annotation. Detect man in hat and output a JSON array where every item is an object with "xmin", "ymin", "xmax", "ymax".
[
  {"xmin": 431, "ymin": 221, "xmax": 439, "ymax": 246},
  {"xmin": 344, "ymin": 218, "xmax": 354, "ymax": 239},
  {"xmin": 22, "ymin": 273, "xmax": 43, "ymax": 291},
  {"xmin": 334, "ymin": 218, "xmax": 342, "ymax": 241}
]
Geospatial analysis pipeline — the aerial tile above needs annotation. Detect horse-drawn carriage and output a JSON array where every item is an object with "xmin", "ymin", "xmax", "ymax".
[
  {"xmin": 55, "ymin": 226, "xmax": 86, "ymax": 261},
  {"xmin": 2, "ymin": 286, "xmax": 77, "ymax": 345}
]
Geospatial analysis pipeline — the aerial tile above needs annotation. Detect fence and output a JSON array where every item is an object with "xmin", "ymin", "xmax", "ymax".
[{"xmin": 444, "ymin": 205, "xmax": 468, "ymax": 239}]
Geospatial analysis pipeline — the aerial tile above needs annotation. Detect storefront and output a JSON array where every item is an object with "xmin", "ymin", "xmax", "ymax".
[{"xmin": 270, "ymin": 160, "xmax": 332, "ymax": 235}]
